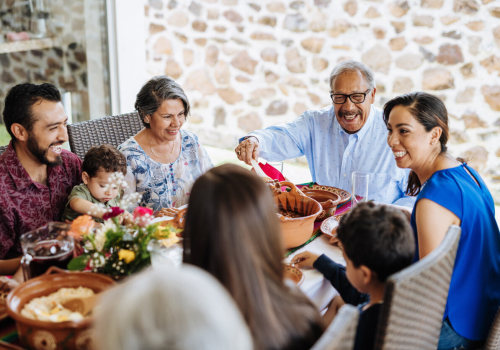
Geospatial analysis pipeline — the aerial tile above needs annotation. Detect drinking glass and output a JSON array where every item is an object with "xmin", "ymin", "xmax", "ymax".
[
  {"xmin": 20, "ymin": 222, "xmax": 74, "ymax": 280},
  {"xmin": 351, "ymin": 171, "xmax": 370, "ymax": 208},
  {"xmin": 148, "ymin": 239, "xmax": 183, "ymax": 269},
  {"xmin": 268, "ymin": 161, "xmax": 284, "ymax": 174}
]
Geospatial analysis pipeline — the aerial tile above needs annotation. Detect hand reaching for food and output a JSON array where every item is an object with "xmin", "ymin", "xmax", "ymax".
[
  {"xmin": 0, "ymin": 276, "xmax": 19, "ymax": 295},
  {"xmin": 291, "ymin": 251, "xmax": 320, "ymax": 269}
]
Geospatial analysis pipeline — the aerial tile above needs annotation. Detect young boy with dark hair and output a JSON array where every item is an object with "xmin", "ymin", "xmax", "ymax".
[
  {"xmin": 293, "ymin": 202, "xmax": 415, "ymax": 350},
  {"xmin": 63, "ymin": 144, "xmax": 131, "ymax": 222}
]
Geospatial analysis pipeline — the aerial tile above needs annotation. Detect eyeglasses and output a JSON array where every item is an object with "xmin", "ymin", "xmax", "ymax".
[{"xmin": 330, "ymin": 89, "xmax": 371, "ymax": 104}]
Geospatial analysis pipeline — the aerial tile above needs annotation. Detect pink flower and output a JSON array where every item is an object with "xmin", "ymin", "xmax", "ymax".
[
  {"xmin": 133, "ymin": 207, "xmax": 153, "ymax": 219},
  {"xmin": 134, "ymin": 207, "xmax": 153, "ymax": 227},
  {"xmin": 103, "ymin": 206, "xmax": 124, "ymax": 220}
]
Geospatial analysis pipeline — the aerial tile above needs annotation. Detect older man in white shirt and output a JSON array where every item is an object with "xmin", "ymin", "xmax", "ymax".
[{"xmin": 235, "ymin": 60, "xmax": 414, "ymax": 207}]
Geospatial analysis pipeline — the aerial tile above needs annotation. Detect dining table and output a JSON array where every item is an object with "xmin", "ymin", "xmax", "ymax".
[{"xmin": 286, "ymin": 232, "xmax": 344, "ymax": 311}]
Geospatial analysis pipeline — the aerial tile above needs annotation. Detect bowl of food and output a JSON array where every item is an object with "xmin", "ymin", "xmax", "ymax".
[
  {"xmin": 300, "ymin": 188, "xmax": 341, "ymax": 221},
  {"xmin": 271, "ymin": 181, "xmax": 322, "ymax": 249},
  {"xmin": 6, "ymin": 267, "xmax": 115, "ymax": 350},
  {"xmin": 283, "ymin": 264, "xmax": 304, "ymax": 286}
]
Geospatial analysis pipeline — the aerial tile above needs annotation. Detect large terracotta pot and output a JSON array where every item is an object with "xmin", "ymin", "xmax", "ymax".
[
  {"xmin": 272, "ymin": 181, "xmax": 322, "ymax": 249},
  {"xmin": 6, "ymin": 267, "xmax": 115, "ymax": 350}
]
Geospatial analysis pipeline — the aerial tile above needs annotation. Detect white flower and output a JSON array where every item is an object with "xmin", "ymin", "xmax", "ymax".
[{"xmin": 94, "ymin": 220, "xmax": 115, "ymax": 252}]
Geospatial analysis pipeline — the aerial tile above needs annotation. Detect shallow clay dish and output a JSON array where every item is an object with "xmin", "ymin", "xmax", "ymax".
[
  {"xmin": 272, "ymin": 181, "xmax": 322, "ymax": 249},
  {"xmin": 320, "ymin": 216, "xmax": 340, "ymax": 238},
  {"xmin": 283, "ymin": 264, "xmax": 304, "ymax": 286},
  {"xmin": 6, "ymin": 266, "xmax": 115, "ymax": 350},
  {"xmin": 300, "ymin": 188, "xmax": 341, "ymax": 221},
  {"xmin": 299, "ymin": 184, "xmax": 351, "ymax": 205}
]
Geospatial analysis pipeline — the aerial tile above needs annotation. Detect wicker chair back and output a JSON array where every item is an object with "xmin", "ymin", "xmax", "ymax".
[
  {"xmin": 311, "ymin": 304, "xmax": 359, "ymax": 350},
  {"xmin": 375, "ymin": 225, "xmax": 461, "ymax": 350},
  {"xmin": 485, "ymin": 308, "xmax": 500, "ymax": 350},
  {"xmin": 67, "ymin": 112, "xmax": 143, "ymax": 159}
]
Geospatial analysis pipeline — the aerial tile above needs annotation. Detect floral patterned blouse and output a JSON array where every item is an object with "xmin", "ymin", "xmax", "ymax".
[{"xmin": 118, "ymin": 129, "xmax": 212, "ymax": 211}]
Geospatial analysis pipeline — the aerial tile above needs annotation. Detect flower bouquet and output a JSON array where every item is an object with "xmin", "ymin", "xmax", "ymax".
[{"xmin": 67, "ymin": 173, "xmax": 181, "ymax": 279}]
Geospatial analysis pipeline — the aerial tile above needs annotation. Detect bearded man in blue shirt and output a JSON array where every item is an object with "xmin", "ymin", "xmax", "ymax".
[{"xmin": 235, "ymin": 60, "xmax": 414, "ymax": 207}]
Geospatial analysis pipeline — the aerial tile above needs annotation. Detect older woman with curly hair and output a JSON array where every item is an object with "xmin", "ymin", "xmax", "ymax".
[{"xmin": 118, "ymin": 76, "xmax": 212, "ymax": 211}]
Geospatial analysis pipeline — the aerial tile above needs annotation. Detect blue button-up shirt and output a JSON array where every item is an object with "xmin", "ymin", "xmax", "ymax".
[{"xmin": 246, "ymin": 105, "xmax": 415, "ymax": 207}]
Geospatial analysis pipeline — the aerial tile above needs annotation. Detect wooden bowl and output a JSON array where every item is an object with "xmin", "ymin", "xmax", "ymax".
[
  {"xmin": 272, "ymin": 181, "xmax": 322, "ymax": 249},
  {"xmin": 300, "ymin": 188, "xmax": 341, "ymax": 221},
  {"xmin": 6, "ymin": 267, "xmax": 115, "ymax": 350}
]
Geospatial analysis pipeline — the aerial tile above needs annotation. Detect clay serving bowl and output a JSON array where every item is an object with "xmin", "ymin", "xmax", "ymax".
[
  {"xmin": 300, "ymin": 188, "xmax": 341, "ymax": 221},
  {"xmin": 6, "ymin": 266, "xmax": 115, "ymax": 350},
  {"xmin": 271, "ymin": 181, "xmax": 322, "ymax": 249}
]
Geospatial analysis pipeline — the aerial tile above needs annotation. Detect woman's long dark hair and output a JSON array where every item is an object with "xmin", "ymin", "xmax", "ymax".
[
  {"xmin": 383, "ymin": 92, "xmax": 450, "ymax": 196},
  {"xmin": 183, "ymin": 164, "xmax": 322, "ymax": 350}
]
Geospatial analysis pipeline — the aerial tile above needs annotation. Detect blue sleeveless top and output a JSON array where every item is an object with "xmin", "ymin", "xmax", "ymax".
[{"xmin": 411, "ymin": 163, "xmax": 500, "ymax": 341}]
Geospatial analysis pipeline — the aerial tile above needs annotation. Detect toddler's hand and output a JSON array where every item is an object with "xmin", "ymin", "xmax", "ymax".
[
  {"xmin": 291, "ymin": 251, "xmax": 320, "ymax": 269},
  {"xmin": 122, "ymin": 212, "xmax": 134, "ymax": 226}
]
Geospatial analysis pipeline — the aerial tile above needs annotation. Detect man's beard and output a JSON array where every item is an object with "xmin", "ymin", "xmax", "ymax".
[{"xmin": 27, "ymin": 135, "xmax": 63, "ymax": 166}]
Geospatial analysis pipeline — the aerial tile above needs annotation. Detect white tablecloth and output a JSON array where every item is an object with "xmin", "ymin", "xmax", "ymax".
[{"xmin": 285, "ymin": 234, "xmax": 345, "ymax": 311}]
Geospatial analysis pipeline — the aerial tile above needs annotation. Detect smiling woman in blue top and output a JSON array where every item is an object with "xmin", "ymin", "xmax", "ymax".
[
  {"xmin": 384, "ymin": 92, "xmax": 500, "ymax": 349},
  {"xmin": 235, "ymin": 60, "xmax": 413, "ymax": 206}
]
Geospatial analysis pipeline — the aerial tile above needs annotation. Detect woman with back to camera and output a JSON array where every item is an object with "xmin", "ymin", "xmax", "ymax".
[
  {"xmin": 93, "ymin": 265, "xmax": 253, "ymax": 350},
  {"xmin": 183, "ymin": 163, "xmax": 324, "ymax": 350},
  {"xmin": 118, "ymin": 75, "xmax": 212, "ymax": 211},
  {"xmin": 384, "ymin": 91, "xmax": 500, "ymax": 349}
]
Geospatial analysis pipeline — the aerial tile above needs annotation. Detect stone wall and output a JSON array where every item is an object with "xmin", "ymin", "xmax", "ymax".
[
  {"xmin": 144, "ymin": 0, "xmax": 500, "ymax": 201},
  {"xmin": 0, "ymin": 0, "xmax": 110, "ymax": 122}
]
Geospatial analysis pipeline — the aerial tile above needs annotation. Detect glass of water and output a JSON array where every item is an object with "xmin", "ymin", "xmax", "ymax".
[{"xmin": 351, "ymin": 171, "xmax": 370, "ymax": 208}]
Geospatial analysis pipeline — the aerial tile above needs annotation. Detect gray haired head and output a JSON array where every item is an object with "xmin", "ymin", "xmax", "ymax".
[
  {"xmin": 135, "ymin": 75, "xmax": 190, "ymax": 128},
  {"xmin": 329, "ymin": 60, "xmax": 376, "ymax": 91}
]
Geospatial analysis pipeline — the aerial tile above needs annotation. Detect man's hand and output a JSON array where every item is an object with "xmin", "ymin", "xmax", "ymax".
[
  {"xmin": 235, "ymin": 137, "xmax": 259, "ymax": 165},
  {"xmin": 291, "ymin": 251, "xmax": 320, "ymax": 269}
]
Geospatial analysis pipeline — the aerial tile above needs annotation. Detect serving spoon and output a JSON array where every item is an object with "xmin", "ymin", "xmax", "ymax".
[{"xmin": 61, "ymin": 294, "xmax": 98, "ymax": 316}]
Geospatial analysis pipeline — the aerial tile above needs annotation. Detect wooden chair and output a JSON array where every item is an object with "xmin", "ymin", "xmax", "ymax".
[
  {"xmin": 311, "ymin": 304, "xmax": 360, "ymax": 350},
  {"xmin": 374, "ymin": 225, "xmax": 461, "ymax": 350},
  {"xmin": 485, "ymin": 308, "xmax": 500, "ymax": 350},
  {"xmin": 67, "ymin": 112, "xmax": 143, "ymax": 159}
]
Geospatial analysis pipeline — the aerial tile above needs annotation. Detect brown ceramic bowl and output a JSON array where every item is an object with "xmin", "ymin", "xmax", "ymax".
[
  {"xmin": 272, "ymin": 181, "xmax": 322, "ymax": 249},
  {"xmin": 6, "ymin": 267, "xmax": 115, "ymax": 350},
  {"xmin": 283, "ymin": 264, "xmax": 304, "ymax": 286},
  {"xmin": 300, "ymin": 188, "xmax": 341, "ymax": 221}
]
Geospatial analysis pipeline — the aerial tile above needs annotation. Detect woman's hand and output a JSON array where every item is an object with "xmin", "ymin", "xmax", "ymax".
[
  {"xmin": 292, "ymin": 251, "xmax": 320, "ymax": 269},
  {"xmin": 323, "ymin": 295, "xmax": 345, "ymax": 326}
]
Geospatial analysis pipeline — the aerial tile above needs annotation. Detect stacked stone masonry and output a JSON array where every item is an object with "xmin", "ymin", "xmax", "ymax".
[{"xmin": 145, "ymin": 0, "xmax": 500, "ymax": 204}]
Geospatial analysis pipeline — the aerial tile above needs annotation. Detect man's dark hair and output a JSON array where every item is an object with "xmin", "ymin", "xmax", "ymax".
[
  {"xmin": 337, "ymin": 202, "xmax": 415, "ymax": 282},
  {"xmin": 82, "ymin": 144, "xmax": 127, "ymax": 178},
  {"xmin": 3, "ymin": 83, "xmax": 62, "ymax": 141}
]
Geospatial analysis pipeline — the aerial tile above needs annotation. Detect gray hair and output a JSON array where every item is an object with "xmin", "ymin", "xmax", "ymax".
[
  {"xmin": 93, "ymin": 265, "xmax": 253, "ymax": 350},
  {"xmin": 329, "ymin": 60, "xmax": 376, "ymax": 91},
  {"xmin": 135, "ymin": 75, "xmax": 190, "ymax": 128}
]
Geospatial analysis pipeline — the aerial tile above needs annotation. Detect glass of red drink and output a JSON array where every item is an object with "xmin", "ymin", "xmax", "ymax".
[{"xmin": 20, "ymin": 222, "xmax": 74, "ymax": 280}]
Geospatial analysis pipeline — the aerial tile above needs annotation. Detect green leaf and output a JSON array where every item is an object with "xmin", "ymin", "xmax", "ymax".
[{"xmin": 67, "ymin": 254, "xmax": 90, "ymax": 270}]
